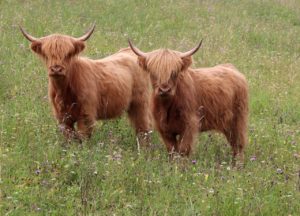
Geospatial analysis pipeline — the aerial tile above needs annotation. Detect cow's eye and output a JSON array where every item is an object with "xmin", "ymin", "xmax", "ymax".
[
  {"xmin": 66, "ymin": 52, "xmax": 73, "ymax": 60},
  {"xmin": 40, "ymin": 51, "xmax": 47, "ymax": 60},
  {"xmin": 150, "ymin": 74, "xmax": 157, "ymax": 81},
  {"xmin": 171, "ymin": 71, "xmax": 177, "ymax": 80}
]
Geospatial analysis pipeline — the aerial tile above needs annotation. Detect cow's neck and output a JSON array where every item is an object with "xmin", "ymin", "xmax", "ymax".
[
  {"xmin": 155, "ymin": 78, "xmax": 196, "ymax": 122},
  {"xmin": 49, "ymin": 76, "xmax": 68, "ymax": 95},
  {"xmin": 158, "ymin": 96, "xmax": 173, "ymax": 106}
]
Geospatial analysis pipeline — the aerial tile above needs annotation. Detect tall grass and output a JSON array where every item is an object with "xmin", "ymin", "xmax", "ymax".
[{"xmin": 1, "ymin": 0, "xmax": 299, "ymax": 215}]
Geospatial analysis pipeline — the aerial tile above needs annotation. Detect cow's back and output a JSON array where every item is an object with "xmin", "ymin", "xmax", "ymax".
[
  {"xmin": 88, "ymin": 49, "xmax": 150, "ymax": 119},
  {"xmin": 190, "ymin": 64, "xmax": 248, "ymax": 132}
]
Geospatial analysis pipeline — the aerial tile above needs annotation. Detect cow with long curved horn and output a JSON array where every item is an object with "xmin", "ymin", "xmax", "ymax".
[
  {"xmin": 20, "ymin": 24, "xmax": 95, "ymax": 42},
  {"xmin": 129, "ymin": 40, "xmax": 248, "ymax": 167},
  {"xmin": 19, "ymin": 26, "xmax": 40, "ymax": 42},
  {"xmin": 76, "ymin": 23, "xmax": 96, "ymax": 41},
  {"xmin": 19, "ymin": 25, "xmax": 152, "ymax": 145}
]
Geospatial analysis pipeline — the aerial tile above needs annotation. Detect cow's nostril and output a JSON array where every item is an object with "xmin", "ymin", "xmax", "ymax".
[
  {"xmin": 50, "ymin": 65, "xmax": 63, "ymax": 73},
  {"xmin": 159, "ymin": 87, "xmax": 171, "ymax": 93}
]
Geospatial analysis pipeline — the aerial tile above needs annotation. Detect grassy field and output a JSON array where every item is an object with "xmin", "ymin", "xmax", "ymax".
[{"xmin": 1, "ymin": 0, "xmax": 300, "ymax": 215}]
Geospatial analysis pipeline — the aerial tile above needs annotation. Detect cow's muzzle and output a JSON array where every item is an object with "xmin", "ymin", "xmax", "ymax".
[
  {"xmin": 49, "ymin": 65, "xmax": 65, "ymax": 76},
  {"xmin": 158, "ymin": 86, "xmax": 171, "ymax": 96}
]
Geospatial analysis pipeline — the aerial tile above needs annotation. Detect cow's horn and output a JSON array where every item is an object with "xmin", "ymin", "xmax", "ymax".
[
  {"xmin": 128, "ymin": 39, "xmax": 147, "ymax": 57},
  {"xmin": 19, "ymin": 25, "xmax": 39, "ymax": 42},
  {"xmin": 180, "ymin": 40, "xmax": 203, "ymax": 58},
  {"xmin": 77, "ymin": 23, "xmax": 96, "ymax": 41}
]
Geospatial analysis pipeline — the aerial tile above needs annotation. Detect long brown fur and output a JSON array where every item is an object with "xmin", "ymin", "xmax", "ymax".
[
  {"xmin": 24, "ymin": 33, "xmax": 152, "ymax": 142},
  {"xmin": 132, "ymin": 47, "xmax": 248, "ymax": 164}
]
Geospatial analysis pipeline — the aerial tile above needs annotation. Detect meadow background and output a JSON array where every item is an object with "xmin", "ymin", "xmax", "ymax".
[{"xmin": 1, "ymin": 0, "xmax": 300, "ymax": 215}]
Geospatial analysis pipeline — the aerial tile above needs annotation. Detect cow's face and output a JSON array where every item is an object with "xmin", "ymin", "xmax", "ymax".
[
  {"xmin": 128, "ymin": 40, "xmax": 202, "ymax": 99},
  {"xmin": 20, "ymin": 24, "xmax": 95, "ymax": 78},
  {"xmin": 145, "ymin": 50, "xmax": 184, "ymax": 99},
  {"xmin": 31, "ymin": 36, "xmax": 85, "ymax": 77},
  {"xmin": 150, "ymin": 70, "xmax": 178, "ymax": 98}
]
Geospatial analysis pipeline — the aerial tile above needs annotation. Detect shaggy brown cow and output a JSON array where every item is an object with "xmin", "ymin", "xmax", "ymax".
[
  {"xmin": 129, "ymin": 40, "xmax": 248, "ymax": 164},
  {"xmin": 19, "ymin": 25, "xmax": 152, "ymax": 143}
]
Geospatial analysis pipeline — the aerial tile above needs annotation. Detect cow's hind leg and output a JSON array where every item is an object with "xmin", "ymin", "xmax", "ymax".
[
  {"xmin": 127, "ymin": 101, "xmax": 152, "ymax": 148},
  {"xmin": 225, "ymin": 120, "xmax": 247, "ymax": 168}
]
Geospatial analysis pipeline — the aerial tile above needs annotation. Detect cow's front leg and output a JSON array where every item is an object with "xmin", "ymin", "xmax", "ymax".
[
  {"xmin": 159, "ymin": 132, "xmax": 177, "ymax": 158},
  {"xmin": 76, "ymin": 115, "xmax": 95, "ymax": 140},
  {"xmin": 176, "ymin": 124, "xmax": 198, "ymax": 156},
  {"xmin": 56, "ymin": 112, "xmax": 78, "ymax": 141},
  {"xmin": 58, "ymin": 123, "xmax": 77, "ymax": 140}
]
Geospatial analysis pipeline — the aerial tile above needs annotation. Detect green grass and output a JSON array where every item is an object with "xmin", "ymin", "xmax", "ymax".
[{"xmin": 1, "ymin": 0, "xmax": 300, "ymax": 215}]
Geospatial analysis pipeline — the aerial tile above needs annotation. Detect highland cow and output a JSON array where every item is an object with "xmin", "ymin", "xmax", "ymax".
[
  {"xmin": 129, "ymin": 40, "xmax": 248, "ymax": 164},
  {"xmin": 19, "ymin": 25, "xmax": 152, "ymax": 144}
]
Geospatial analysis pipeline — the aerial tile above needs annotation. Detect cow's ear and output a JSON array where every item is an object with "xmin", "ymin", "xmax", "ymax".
[
  {"xmin": 181, "ymin": 56, "xmax": 192, "ymax": 71},
  {"xmin": 73, "ymin": 41, "xmax": 85, "ymax": 55},
  {"xmin": 31, "ymin": 41, "xmax": 42, "ymax": 54},
  {"xmin": 138, "ymin": 56, "xmax": 147, "ymax": 71}
]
